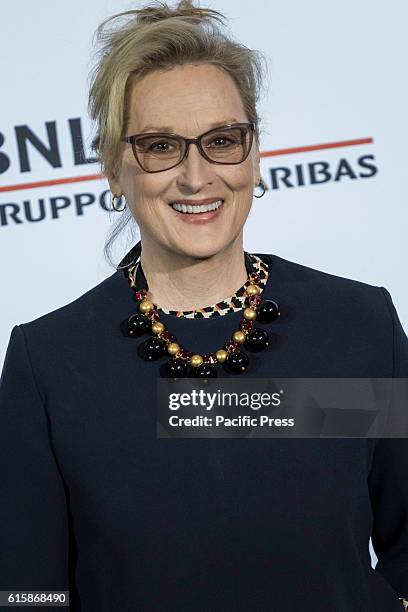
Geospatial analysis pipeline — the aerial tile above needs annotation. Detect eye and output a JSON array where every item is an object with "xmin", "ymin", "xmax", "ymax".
[
  {"xmin": 206, "ymin": 133, "xmax": 240, "ymax": 148},
  {"xmin": 135, "ymin": 136, "xmax": 179, "ymax": 154},
  {"xmin": 211, "ymin": 137, "xmax": 229, "ymax": 146},
  {"xmin": 148, "ymin": 140, "xmax": 175, "ymax": 153}
]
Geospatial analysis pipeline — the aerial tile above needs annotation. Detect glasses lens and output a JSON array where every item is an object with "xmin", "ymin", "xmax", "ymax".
[
  {"xmin": 132, "ymin": 135, "xmax": 183, "ymax": 172},
  {"xmin": 201, "ymin": 126, "xmax": 251, "ymax": 163}
]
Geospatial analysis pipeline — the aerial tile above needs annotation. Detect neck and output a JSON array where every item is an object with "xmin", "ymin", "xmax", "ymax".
[{"xmin": 138, "ymin": 236, "xmax": 248, "ymax": 311}]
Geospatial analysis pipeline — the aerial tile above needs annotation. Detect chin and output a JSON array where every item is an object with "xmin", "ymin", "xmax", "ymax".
[{"xmin": 173, "ymin": 240, "xmax": 230, "ymax": 261}]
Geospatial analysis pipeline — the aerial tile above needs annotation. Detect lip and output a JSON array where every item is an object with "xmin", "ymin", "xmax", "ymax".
[
  {"xmin": 168, "ymin": 199, "xmax": 225, "ymax": 224},
  {"xmin": 168, "ymin": 198, "xmax": 224, "ymax": 206}
]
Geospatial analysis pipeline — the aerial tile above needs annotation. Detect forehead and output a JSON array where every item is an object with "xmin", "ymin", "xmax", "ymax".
[{"xmin": 127, "ymin": 63, "xmax": 247, "ymax": 134}]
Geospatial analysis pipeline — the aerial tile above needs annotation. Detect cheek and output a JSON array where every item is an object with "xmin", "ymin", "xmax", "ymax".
[
  {"xmin": 230, "ymin": 168, "xmax": 255, "ymax": 206},
  {"xmin": 230, "ymin": 159, "xmax": 255, "ymax": 191},
  {"xmin": 227, "ymin": 176, "xmax": 254, "ymax": 222},
  {"xmin": 122, "ymin": 169, "xmax": 168, "ymax": 222},
  {"xmin": 129, "ymin": 198, "xmax": 166, "ymax": 231}
]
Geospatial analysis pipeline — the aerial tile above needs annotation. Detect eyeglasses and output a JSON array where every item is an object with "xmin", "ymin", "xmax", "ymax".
[{"xmin": 120, "ymin": 122, "xmax": 255, "ymax": 173}]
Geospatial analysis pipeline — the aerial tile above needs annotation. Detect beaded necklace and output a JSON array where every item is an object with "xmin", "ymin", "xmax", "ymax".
[{"xmin": 119, "ymin": 242, "xmax": 280, "ymax": 377}]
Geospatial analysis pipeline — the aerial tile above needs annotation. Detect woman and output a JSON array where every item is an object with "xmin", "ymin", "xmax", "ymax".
[{"xmin": 1, "ymin": 1, "xmax": 407, "ymax": 610}]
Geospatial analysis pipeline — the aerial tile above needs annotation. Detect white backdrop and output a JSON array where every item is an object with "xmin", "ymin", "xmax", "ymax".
[{"xmin": 1, "ymin": 0, "xmax": 407, "ymax": 570}]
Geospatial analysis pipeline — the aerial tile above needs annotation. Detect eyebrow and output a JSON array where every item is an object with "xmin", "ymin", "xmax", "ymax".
[{"xmin": 139, "ymin": 118, "xmax": 241, "ymax": 133}]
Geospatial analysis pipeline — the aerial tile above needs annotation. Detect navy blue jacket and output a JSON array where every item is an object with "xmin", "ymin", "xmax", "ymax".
[{"xmin": 1, "ymin": 252, "xmax": 408, "ymax": 611}]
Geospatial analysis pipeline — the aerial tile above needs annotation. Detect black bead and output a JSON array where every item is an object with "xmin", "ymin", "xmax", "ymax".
[
  {"xmin": 245, "ymin": 328, "xmax": 269, "ymax": 351},
  {"xmin": 257, "ymin": 300, "xmax": 280, "ymax": 323},
  {"xmin": 164, "ymin": 358, "xmax": 188, "ymax": 377},
  {"xmin": 225, "ymin": 350, "xmax": 249, "ymax": 373},
  {"xmin": 127, "ymin": 313, "xmax": 151, "ymax": 336},
  {"xmin": 188, "ymin": 363, "xmax": 218, "ymax": 378},
  {"xmin": 143, "ymin": 336, "xmax": 167, "ymax": 360}
]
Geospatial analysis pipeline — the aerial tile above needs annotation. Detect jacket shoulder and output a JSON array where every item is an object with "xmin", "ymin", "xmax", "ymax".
[
  {"xmin": 19, "ymin": 270, "xmax": 125, "ymax": 335},
  {"xmin": 258, "ymin": 252, "xmax": 379, "ymax": 291},
  {"xmin": 257, "ymin": 251, "xmax": 392, "ymax": 329}
]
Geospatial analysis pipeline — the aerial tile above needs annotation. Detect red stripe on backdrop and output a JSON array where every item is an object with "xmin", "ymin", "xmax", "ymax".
[
  {"xmin": 0, "ymin": 173, "xmax": 106, "ymax": 193},
  {"xmin": 260, "ymin": 137, "xmax": 373, "ymax": 158}
]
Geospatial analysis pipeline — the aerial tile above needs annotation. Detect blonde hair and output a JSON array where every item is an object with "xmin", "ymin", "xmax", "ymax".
[{"xmin": 87, "ymin": 0, "xmax": 269, "ymax": 266}]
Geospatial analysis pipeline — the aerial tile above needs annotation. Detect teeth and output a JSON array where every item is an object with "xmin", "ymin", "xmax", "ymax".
[{"xmin": 171, "ymin": 200, "xmax": 223, "ymax": 214}]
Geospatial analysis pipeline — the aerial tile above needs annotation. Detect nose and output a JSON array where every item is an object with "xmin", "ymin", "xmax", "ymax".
[{"xmin": 176, "ymin": 141, "xmax": 214, "ymax": 190}]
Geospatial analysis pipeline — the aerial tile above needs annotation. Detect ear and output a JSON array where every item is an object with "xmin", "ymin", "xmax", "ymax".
[
  {"xmin": 106, "ymin": 171, "xmax": 123, "ymax": 197},
  {"xmin": 253, "ymin": 142, "xmax": 261, "ymax": 185}
]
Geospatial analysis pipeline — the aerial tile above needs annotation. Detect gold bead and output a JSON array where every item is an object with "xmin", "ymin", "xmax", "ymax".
[
  {"xmin": 151, "ymin": 321, "xmax": 165, "ymax": 335},
  {"xmin": 167, "ymin": 342, "xmax": 180, "ymax": 356},
  {"xmin": 139, "ymin": 299, "xmax": 154, "ymax": 314},
  {"xmin": 246, "ymin": 284, "xmax": 260, "ymax": 296},
  {"xmin": 232, "ymin": 330, "xmax": 246, "ymax": 344},
  {"xmin": 215, "ymin": 349, "xmax": 228, "ymax": 363},
  {"xmin": 190, "ymin": 354, "xmax": 203, "ymax": 368},
  {"xmin": 243, "ymin": 307, "xmax": 257, "ymax": 320}
]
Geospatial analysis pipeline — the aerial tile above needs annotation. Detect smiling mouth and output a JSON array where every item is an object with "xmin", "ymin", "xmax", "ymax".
[{"xmin": 169, "ymin": 200, "xmax": 225, "ymax": 214}]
